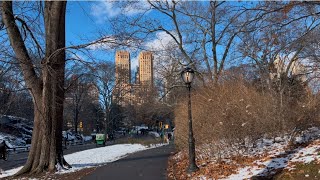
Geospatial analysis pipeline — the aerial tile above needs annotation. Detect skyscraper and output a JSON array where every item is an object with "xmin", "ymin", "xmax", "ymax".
[
  {"xmin": 139, "ymin": 51, "xmax": 153, "ymax": 87},
  {"xmin": 114, "ymin": 51, "xmax": 154, "ymax": 106},
  {"xmin": 115, "ymin": 50, "xmax": 131, "ymax": 85}
]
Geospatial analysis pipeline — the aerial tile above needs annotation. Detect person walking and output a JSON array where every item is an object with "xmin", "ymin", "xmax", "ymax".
[{"xmin": 0, "ymin": 140, "xmax": 8, "ymax": 161}]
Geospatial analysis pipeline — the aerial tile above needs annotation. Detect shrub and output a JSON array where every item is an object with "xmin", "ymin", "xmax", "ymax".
[{"xmin": 174, "ymin": 80, "xmax": 320, "ymax": 159}]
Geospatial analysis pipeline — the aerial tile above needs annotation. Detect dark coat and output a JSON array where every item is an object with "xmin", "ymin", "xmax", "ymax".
[{"xmin": 0, "ymin": 140, "xmax": 6, "ymax": 159}]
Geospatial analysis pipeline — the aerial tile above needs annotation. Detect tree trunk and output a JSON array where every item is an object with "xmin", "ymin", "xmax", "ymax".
[
  {"xmin": 74, "ymin": 104, "xmax": 79, "ymax": 134},
  {"xmin": 2, "ymin": 1, "xmax": 68, "ymax": 175}
]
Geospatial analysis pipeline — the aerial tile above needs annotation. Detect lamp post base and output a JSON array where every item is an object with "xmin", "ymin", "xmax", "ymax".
[{"xmin": 187, "ymin": 164, "xmax": 199, "ymax": 173}]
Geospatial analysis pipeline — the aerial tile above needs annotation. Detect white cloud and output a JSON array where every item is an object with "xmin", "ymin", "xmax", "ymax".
[
  {"xmin": 143, "ymin": 31, "xmax": 180, "ymax": 80},
  {"xmin": 144, "ymin": 31, "xmax": 178, "ymax": 52},
  {"xmin": 130, "ymin": 31, "xmax": 176, "ymax": 72},
  {"xmin": 91, "ymin": 1, "xmax": 151, "ymax": 23},
  {"xmin": 91, "ymin": 2, "xmax": 119, "ymax": 22},
  {"xmin": 123, "ymin": 2, "xmax": 150, "ymax": 16}
]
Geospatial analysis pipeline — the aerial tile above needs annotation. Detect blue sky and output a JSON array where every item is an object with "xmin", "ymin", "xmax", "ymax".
[
  {"xmin": 65, "ymin": 1, "xmax": 161, "ymax": 71},
  {"xmin": 66, "ymin": 2, "xmax": 96, "ymax": 44},
  {"xmin": 66, "ymin": 2, "xmax": 115, "ymax": 62},
  {"xmin": 64, "ymin": 1, "xmax": 243, "ymax": 73}
]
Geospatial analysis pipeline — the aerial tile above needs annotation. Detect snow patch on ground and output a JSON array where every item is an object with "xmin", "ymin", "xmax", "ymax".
[
  {"xmin": 148, "ymin": 131, "xmax": 160, "ymax": 138},
  {"xmin": 219, "ymin": 127, "xmax": 320, "ymax": 180},
  {"xmin": 60, "ymin": 144, "xmax": 148, "ymax": 173},
  {"xmin": 83, "ymin": 136, "xmax": 92, "ymax": 142},
  {"xmin": 0, "ymin": 166, "xmax": 23, "ymax": 178},
  {"xmin": 187, "ymin": 127, "xmax": 320, "ymax": 180}
]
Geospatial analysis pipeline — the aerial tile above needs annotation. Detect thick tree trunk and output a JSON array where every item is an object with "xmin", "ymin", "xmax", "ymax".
[{"xmin": 2, "ymin": 1, "xmax": 68, "ymax": 175}]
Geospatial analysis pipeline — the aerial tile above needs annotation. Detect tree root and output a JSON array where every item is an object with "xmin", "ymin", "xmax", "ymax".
[{"xmin": 14, "ymin": 165, "xmax": 31, "ymax": 177}]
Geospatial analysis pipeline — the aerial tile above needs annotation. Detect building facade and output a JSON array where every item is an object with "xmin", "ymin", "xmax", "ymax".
[
  {"xmin": 113, "ymin": 51, "xmax": 154, "ymax": 106},
  {"xmin": 270, "ymin": 56, "xmax": 307, "ymax": 82},
  {"xmin": 115, "ymin": 50, "xmax": 131, "ymax": 86},
  {"xmin": 139, "ymin": 51, "xmax": 154, "ymax": 87}
]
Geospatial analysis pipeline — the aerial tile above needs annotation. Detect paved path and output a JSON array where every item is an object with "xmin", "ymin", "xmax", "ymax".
[{"xmin": 82, "ymin": 144, "xmax": 175, "ymax": 180}]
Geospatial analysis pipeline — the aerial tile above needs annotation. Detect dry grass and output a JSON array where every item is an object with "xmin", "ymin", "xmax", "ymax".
[
  {"xmin": 174, "ymin": 81, "xmax": 320, "ymax": 159},
  {"xmin": 167, "ymin": 149, "xmax": 257, "ymax": 180}
]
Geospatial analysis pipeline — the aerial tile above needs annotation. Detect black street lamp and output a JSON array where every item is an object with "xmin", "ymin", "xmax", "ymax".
[{"xmin": 181, "ymin": 67, "xmax": 199, "ymax": 173}]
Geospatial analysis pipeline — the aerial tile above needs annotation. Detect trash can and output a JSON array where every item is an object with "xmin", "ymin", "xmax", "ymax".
[{"xmin": 95, "ymin": 133, "xmax": 106, "ymax": 146}]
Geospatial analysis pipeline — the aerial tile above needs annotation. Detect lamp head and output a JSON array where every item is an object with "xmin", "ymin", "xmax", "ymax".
[{"xmin": 181, "ymin": 67, "xmax": 195, "ymax": 84}]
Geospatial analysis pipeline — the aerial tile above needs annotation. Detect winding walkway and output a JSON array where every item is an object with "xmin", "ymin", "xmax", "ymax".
[{"xmin": 82, "ymin": 144, "xmax": 175, "ymax": 180}]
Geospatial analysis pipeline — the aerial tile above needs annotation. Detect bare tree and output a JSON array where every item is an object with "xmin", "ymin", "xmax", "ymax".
[
  {"xmin": 0, "ymin": 62, "xmax": 15, "ymax": 115},
  {"xmin": 2, "ymin": 1, "xmax": 68, "ymax": 174},
  {"xmin": 0, "ymin": 55, "xmax": 35, "ymax": 119},
  {"xmin": 67, "ymin": 75, "xmax": 92, "ymax": 134},
  {"xmin": 237, "ymin": 1, "xmax": 320, "ymax": 132},
  {"xmin": 93, "ymin": 61, "xmax": 116, "ymax": 133},
  {"xmin": 239, "ymin": 1, "xmax": 320, "ymax": 86},
  {"xmin": 109, "ymin": 1, "xmax": 252, "ymax": 84},
  {"xmin": 64, "ymin": 70, "xmax": 102, "ymax": 135}
]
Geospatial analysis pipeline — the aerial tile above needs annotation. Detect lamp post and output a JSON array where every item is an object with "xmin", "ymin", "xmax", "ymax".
[{"xmin": 181, "ymin": 67, "xmax": 199, "ymax": 173}]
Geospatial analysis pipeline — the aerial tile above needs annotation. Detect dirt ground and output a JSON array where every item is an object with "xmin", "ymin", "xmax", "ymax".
[{"xmin": 2, "ymin": 167, "xmax": 97, "ymax": 180}]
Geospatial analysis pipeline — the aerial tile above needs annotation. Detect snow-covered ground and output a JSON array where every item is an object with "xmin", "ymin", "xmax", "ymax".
[
  {"xmin": 0, "ymin": 143, "xmax": 167, "ymax": 178},
  {"xmin": 189, "ymin": 127, "xmax": 320, "ymax": 180},
  {"xmin": 221, "ymin": 140, "xmax": 320, "ymax": 180},
  {"xmin": 221, "ymin": 127, "xmax": 320, "ymax": 179},
  {"xmin": 0, "ymin": 132, "xmax": 24, "ymax": 148}
]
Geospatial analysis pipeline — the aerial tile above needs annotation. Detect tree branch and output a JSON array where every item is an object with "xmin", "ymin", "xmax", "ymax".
[{"xmin": 2, "ymin": 1, "xmax": 41, "ymax": 94}]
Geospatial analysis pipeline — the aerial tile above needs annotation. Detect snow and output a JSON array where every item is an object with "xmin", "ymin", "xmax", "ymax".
[
  {"xmin": 5, "ymin": 140, "xmax": 13, "ymax": 149},
  {"xmin": 62, "ymin": 131, "xmax": 76, "ymax": 141},
  {"xmin": 0, "ymin": 133, "xmax": 15, "ymax": 148},
  {"xmin": 0, "ymin": 134, "xmax": 4, "ymax": 141},
  {"xmin": 83, "ymin": 136, "xmax": 92, "ymax": 141},
  {"xmin": 12, "ymin": 138, "xmax": 26, "ymax": 146},
  {"xmin": 61, "ymin": 144, "xmax": 147, "ymax": 173},
  {"xmin": 187, "ymin": 127, "xmax": 320, "ymax": 180},
  {"xmin": 0, "ymin": 166, "xmax": 23, "ymax": 178},
  {"xmin": 148, "ymin": 131, "xmax": 160, "ymax": 138},
  {"xmin": 219, "ymin": 127, "xmax": 320, "ymax": 180},
  {"xmin": 21, "ymin": 126, "xmax": 32, "ymax": 134},
  {"xmin": 3, "ymin": 115, "xmax": 28, "ymax": 122},
  {"xmin": 0, "ymin": 143, "xmax": 167, "ymax": 178},
  {"xmin": 133, "ymin": 125, "xmax": 148, "ymax": 131}
]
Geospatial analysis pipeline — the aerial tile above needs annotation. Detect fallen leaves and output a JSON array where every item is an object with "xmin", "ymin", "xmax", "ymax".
[
  {"xmin": 167, "ymin": 151, "xmax": 251, "ymax": 180},
  {"xmin": 167, "ymin": 139, "xmax": 320, "ymax": 180}
]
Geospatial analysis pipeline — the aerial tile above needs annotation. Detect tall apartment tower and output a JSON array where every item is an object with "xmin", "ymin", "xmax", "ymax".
[
  {"xmin": 115, "ymin": 50, "xmax": 131, "ymax": 85},
  {"xmin": 139, "ymin": 51, "xmax": 153, "ymax": 86}
]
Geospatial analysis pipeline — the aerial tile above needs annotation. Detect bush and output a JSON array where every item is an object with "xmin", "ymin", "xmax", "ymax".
[{"xmin": 174, "ymin": 80, "xmax": 320, "ymax": 159}]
